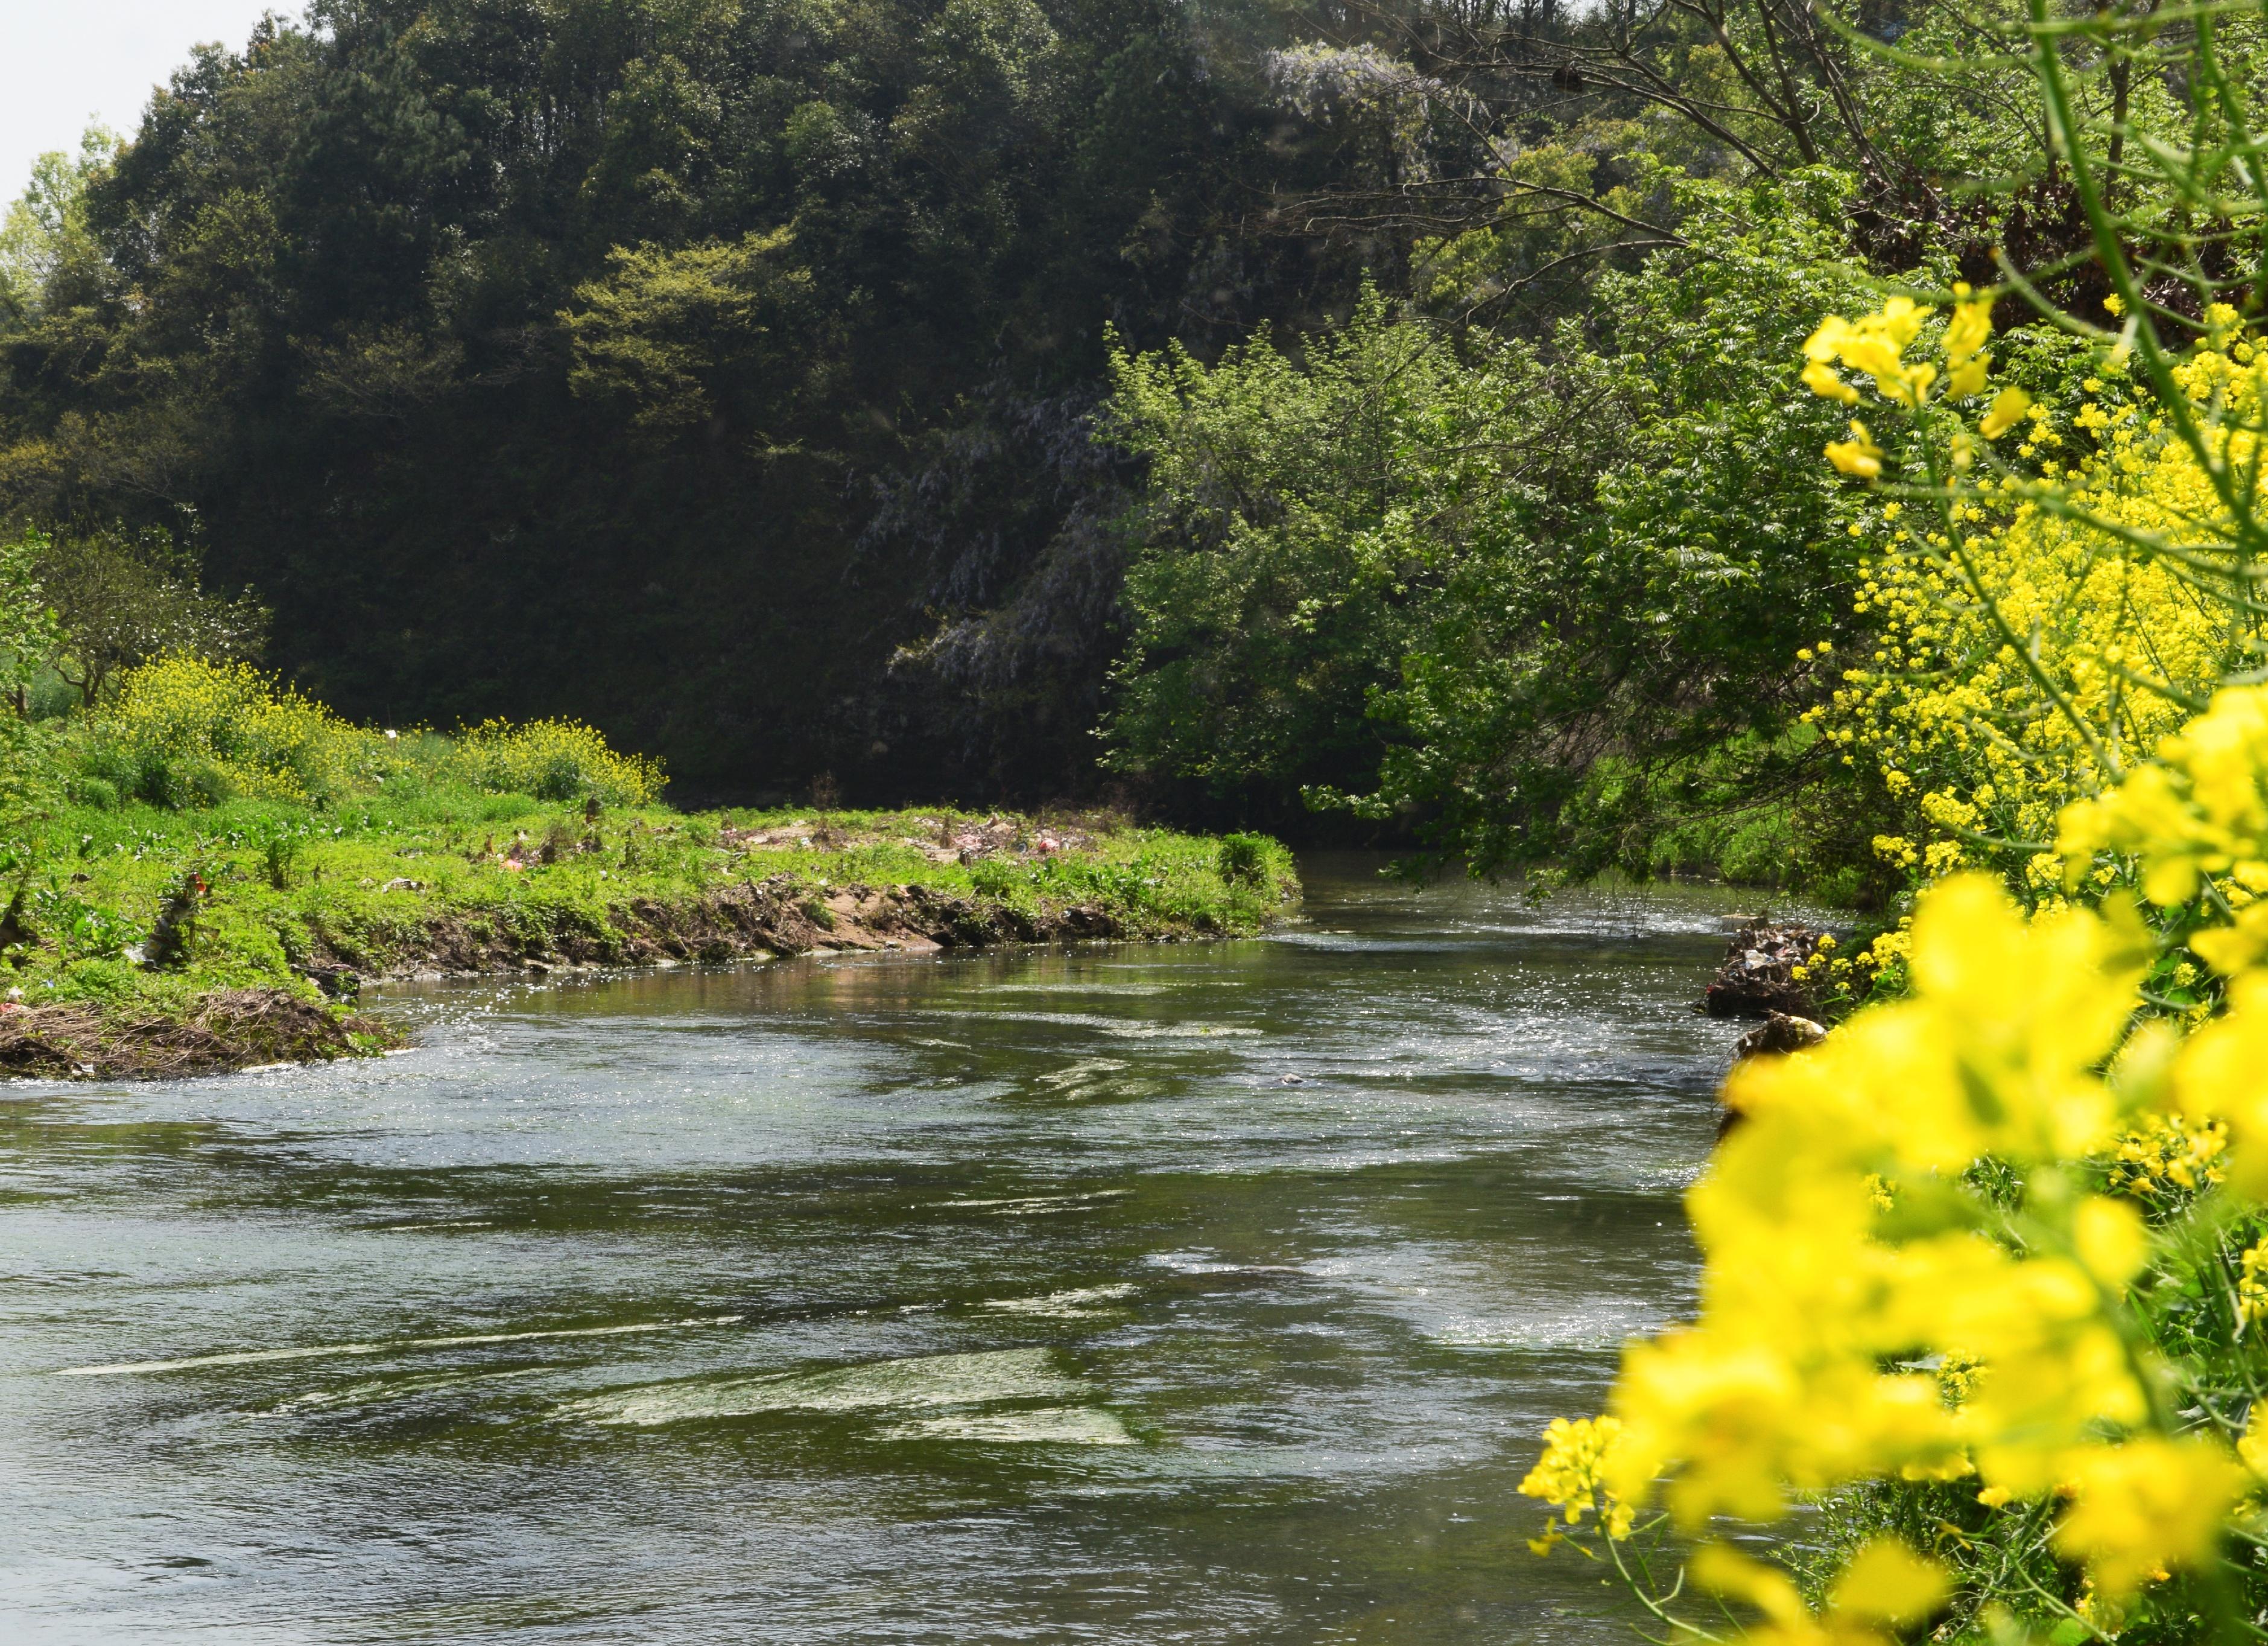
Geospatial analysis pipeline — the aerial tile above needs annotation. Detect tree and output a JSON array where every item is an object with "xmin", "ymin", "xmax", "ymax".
[
  {"xmin": 0, "ymin": 529, "xmax": 62, "ymax": 717},
  {"xmin": 1098, "ymin": 176, "xmax": 1893, "ymax": 884},
  {"xmin": 0, "ymin": 0, "xmax": 1378, "ymax": 799},
  {"xmin": 35, "ymin": 525, "xmax": 267, "ymax": 708},
  {"xmin": 1097, "ymin": 287, "xmax": 1634, "ymax": 819},
  {"xmin": 0, "ymin": 127, "xmax": 118, "ymax": 323}
]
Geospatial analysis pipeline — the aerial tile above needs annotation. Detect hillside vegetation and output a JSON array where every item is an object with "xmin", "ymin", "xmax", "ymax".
[{"xmin": 0, "ymin": 0, "xmax": 2117, "ymax": 865}]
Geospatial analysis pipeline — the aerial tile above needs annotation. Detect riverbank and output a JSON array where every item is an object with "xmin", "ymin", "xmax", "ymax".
[{"xmin": 0, "ymin": 801, "xmax": 1299, "ymax": 1079}]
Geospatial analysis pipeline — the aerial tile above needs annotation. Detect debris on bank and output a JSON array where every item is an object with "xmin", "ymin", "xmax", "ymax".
[
  {"xmin": 0, "ymin": 988, "xmax": 398, "ymax": 1081},
  {"xmin": 1702, "ymin": 917, "xmax": 1832, "ymax": 1020},
  {"xmin": 717, "ymin": 814, "xmax": 1095, "ymax": 864}
]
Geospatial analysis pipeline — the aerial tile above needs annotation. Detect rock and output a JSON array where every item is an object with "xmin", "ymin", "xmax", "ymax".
[
  {"xmin": 300, "ymin": 965, "xmax": 361, "ymax": 1001},
  {"xmin": 1718, "ymin": 1012, "xmax": 1829, "ymax": 1140},
  {"xmin": 1731, "ymin": 1011, "xmax": 1828, "ymax": 1061},
  {"xmin": 1702, "ymin": 917, "xmax": 1829, "ymax": 1018}
]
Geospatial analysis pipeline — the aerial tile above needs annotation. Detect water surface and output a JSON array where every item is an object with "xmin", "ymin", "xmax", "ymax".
[{"xmin": 0, "ymin": 856, "xmax": 1764, "ymax": 1643}]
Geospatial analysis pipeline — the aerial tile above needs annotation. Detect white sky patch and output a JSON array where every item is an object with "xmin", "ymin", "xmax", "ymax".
[{"xmin": 2, "ymin": 1, "xmax": 291, "ymax": 203}]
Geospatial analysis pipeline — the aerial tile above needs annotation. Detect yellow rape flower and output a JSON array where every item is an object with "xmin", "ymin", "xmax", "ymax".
[
  {"xmin": 1601, "ymin": 877, "xmax": 2157, "ymax": 1528},
  {"xmin": 1518, "ymin": 1414, "xmax": 1635, "ymax": 1548},
  {"xmin": 1944, "ymin": 289, "xmax": 1994, "ymax": 398},
  {"xmin": 1806, "ymin": 300, "xmax": 1937, "ymax": 408},
  {"xmin": 1820, "ymin": 342, "xmax": 2257, "ymax": 887},
  {"xmin": 2175, "ymin": 982, "xmax": 2268, "ymax": 1196},
  {"xmin": 2241, "ymin": 1406, "xmax": 2268, "ymax": 1478},
  {"xmin": 2103, "ymin": 1110, "xmax": 2227, "ymax": 1202},
  {"xmin": 1825, "ymin": 420, "xmax": 1885, "ymax": 478},
  {"xmin": 1978, "ymin": 386, "xmax": 2032, "ymax": 438},
  {"xmin": 1804, "ymin": 360, "xmax": 1860, "ymax": 405},
  {"xmin": 2061, "ymin": 684, "xmax": 2268, "ymax": 915},
  {"xmin": 2236, "ymin": 1239, "xmax": 2268, "ymax": 1326},
  {"xmin": 1689, "ymin": 1538, "xmax": 1946, "ymax": 1644},
  {"xmin": 2053, "ymin": 1437, "xmax": 2247, "ymax": 1598}
]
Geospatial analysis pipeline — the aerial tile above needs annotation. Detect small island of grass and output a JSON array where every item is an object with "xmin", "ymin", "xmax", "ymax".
[{"xmin": 0, "ymin": 658, "xmax": 1299, "ymax": 1079}]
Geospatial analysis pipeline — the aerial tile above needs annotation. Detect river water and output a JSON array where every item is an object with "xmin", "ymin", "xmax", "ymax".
[{"xmin": 0, "ymin": 856, "xmax": 1762, "ymax": 1644}]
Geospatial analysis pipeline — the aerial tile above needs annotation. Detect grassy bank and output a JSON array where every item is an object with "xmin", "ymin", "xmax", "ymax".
[
  {"xmin": 0, "ymin": 798, "xmax": 1298, "ymax": 1078},
  {"xmin": 0, "ymin": 661, "xmax": 1299, "ymax": 1078}
]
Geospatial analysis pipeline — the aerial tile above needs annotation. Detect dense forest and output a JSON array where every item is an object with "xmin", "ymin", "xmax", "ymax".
[
  {"xmin": 0, "ymin": 0, "xmax": 1387, "ymax": 804},
  {"xmin": 0, "ymin": 0, "xmax": 2165, "ymax": 889}
]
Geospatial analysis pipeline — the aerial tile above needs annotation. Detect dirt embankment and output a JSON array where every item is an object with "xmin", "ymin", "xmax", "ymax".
[{"xmin": 334, "ymin": 872, "xmax": 1130, "ymax": 980}]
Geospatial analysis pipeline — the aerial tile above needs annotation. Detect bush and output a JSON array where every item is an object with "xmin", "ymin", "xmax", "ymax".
[
  {"xmin": 94, "ymin": 656, "xmax": 370, "ymax": 804},
  {"xmin": 66, "ymin": 658, "xmax": 665, "ymax": 812},
  {"xmin": 967, "ymin": 857, "xmax": 1028, "ymax": 903},
  {"xmin": 1217, "ymin": 832, "xmax": 1273, "ymax": 888},
  {"xmin": 443, "ymin": 718, "xmax": 664, "ymax": 807},
  {"xmin": 1517, "ymin": 172, "xmax": 2268, "ymax": 1630}
]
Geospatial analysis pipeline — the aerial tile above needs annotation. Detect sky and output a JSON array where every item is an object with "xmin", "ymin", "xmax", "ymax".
[{"xmin": 1, "ymin": 1, "xmax": 291, "ymax": 203}]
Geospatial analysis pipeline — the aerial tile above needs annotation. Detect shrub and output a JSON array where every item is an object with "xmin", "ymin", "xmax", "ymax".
[
  {"xmin": 444, "ymin": 718, "xmax": 663, "ymax": 807},
  {"xmin": 1517, "ymin": 183, "xmax": 2268, "ymax": 1633},
  {"xmin": 1813, "ymin": 332, "xmax": 2243, "ymax": 900},
  {"xmin": 260, "ymin": 826, "xmax": 304, "ymax": 889},
  {"xmin": 967, "ymin": 857, "xmax": 1028, "ymax": 903},
  {"xmin": 1217, "ymin": 832, "xmax": 1272, "ymax": 888},
  {"xmin": 72, "ymin": 657, "xmax": 665, "ymax": 812},
  {"xmin": 95, "ymin": 655, "xmax": 370, "ymax": 804}
]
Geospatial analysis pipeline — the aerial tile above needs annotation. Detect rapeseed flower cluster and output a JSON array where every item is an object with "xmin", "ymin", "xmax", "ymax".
[
  {"xmin": 1525, "ymin": 869, "xmax": 2261, "ymax": 1630},
  {"xmin": 1521, "ymin": 299, "xmax": 2268, "ymax": 1641},
  {"xmin": 1519, "ymin": 1415, "xmax": 1635, "ymax": 1551},
  {"xmin": 2061, "ymin": 685, "xmax": 2268, "ymax": 976},
  {"xmin": 1799, "ymin": 299, "xmax": 2258, "ymax": 894},
  {"xmin": 2103, "ymin": 1110, "xmax": 2227, "ymax": 1205},
  {"xmin": 2237, "ymin": 1241, "xmax": 2268, "ymax": 1328},
  {"xmin": 102, "ymin": 655, "xmax": 372, "ymax": 802},
  {"xmin": 90, "ymin": 656, "xmax": 662, "ymax": 809},
  {"xmin": 445, "ymin": 718, "xmax": 663, "ymax": 808}
]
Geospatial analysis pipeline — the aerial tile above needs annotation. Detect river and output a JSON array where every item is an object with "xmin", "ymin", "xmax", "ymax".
[{"xmin": 0, "ymin": 855, "xmax": 1764, "ymax": 1644}]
